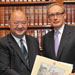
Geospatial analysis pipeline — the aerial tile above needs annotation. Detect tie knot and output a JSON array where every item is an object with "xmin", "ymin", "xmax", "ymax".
[
  {"xmin": 55, "ymin": 30, "xmax": 60, "ymax": 36},
  {"xmin": 20, "ymin": 39, "xmax": 24, "ymax": 47},
  {"xmin": 20, "ymin": 39, "xmax": 23, "ymax": 41},
  {"xmin": 20, "ymin": 39, "xmax": 23, "ymax": 43}
]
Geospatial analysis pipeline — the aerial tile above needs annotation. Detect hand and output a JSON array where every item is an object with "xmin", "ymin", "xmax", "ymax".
[{"xmin": 69, "ymin": 73, "xmax": 75, "ymax": 75}]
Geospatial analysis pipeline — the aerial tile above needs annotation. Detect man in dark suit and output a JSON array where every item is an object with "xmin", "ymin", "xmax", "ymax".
[
  {"xmin": 42, "ymin": 3, "xmax": 75, "ymax": 75},
  {"xmin": 0, "ymin": 10, "xmax": 40, "ymax": 75}
]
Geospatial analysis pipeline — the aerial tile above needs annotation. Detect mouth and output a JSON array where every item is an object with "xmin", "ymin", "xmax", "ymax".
[
  {"xmin": 16, "ymin": 28, "xmax": 25, "ymax": 31},
  {"xmin": 16, "ymin": 29, "xmax": 24, "ymax": 33},
  {"xmin": 53, "ymin": 21, "xmax": 60, "ymax": 24}
]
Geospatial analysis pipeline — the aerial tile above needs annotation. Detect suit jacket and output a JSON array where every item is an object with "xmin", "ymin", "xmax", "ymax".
[
  {"xmin": 0, "ymin": 34, "xmax": 40, "ymax": 75},
  {"xmin": 43, "ymin": 24, "xmax": 75, "ymax": 72}
]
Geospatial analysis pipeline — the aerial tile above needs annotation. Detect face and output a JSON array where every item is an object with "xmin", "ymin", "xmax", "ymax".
[
  {"xmin": 48, "ymin": 5, "xmax": 66, "ymax": 30},
  {"xmin": 9, "ymin": 10, "xmax": 27, "ymax": 38}
]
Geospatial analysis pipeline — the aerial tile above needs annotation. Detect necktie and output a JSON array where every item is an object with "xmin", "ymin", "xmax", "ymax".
[
  {"xmin": 54, "ymin": 31, "xmax": 59, "ymax": 56},
  {"xmin": 20, "ymin": 39, "xmax": 29, "ymax": 67}
]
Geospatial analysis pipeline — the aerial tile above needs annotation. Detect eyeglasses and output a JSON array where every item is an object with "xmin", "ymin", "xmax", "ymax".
[
  {"xmin": 48, "ymin": 12, "xmax": 64, "ymax": 19},
  {"xmin": 13, "ymin": 21, "xmax": 27, "ymax": 26}
]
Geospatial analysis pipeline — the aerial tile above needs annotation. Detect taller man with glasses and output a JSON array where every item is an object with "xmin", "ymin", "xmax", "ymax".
[{"xmin": 42, "ymin": 3, "xmax": 75, "ymax": 75}]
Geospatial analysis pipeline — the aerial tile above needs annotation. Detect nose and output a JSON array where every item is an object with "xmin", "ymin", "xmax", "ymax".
[
  {"xmin": 17, "ymin": 23, "xmax": 23, "ymax": 28},
  {"xmin": 54, "ymin": 15, "xmax": 58, "ymax": 19}
]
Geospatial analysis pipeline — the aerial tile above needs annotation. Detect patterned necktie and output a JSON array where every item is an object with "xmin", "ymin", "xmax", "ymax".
[
  {"xmin": 20, "ymin": 39, "xmax": 29, "ymax": 67},
  {"xmin": 54, "ymin": 31, "xmax": 59, "ymax": 56}
]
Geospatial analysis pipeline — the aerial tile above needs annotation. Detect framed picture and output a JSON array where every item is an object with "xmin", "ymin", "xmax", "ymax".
[{"xmin": 31, "ymin": 55, "xmax": 73, "ymax": 75}]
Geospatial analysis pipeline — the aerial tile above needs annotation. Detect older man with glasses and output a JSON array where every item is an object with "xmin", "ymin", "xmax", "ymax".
[{"xmin": 42, "ymin": 3, "xmax": 75, "ymax": 75}]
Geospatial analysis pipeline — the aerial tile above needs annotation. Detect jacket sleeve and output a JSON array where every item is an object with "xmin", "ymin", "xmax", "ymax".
[{"xmin": 0, "ymin": 40, "xmax": 20, "ymax": 75}]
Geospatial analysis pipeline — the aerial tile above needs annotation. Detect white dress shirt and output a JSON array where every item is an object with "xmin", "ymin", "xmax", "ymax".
[
  {"xmin": 54, "ymin": 24, "xmax": 65, "ymax": 45},
  {"xmin": 11, "ymin": 34, "xmax": 28, "ymax": 52}
]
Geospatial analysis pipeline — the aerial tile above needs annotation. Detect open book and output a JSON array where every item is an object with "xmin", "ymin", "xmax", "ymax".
[{"xmin": 31, "ymin": 55, "xmax": 73, "ymax": 75}]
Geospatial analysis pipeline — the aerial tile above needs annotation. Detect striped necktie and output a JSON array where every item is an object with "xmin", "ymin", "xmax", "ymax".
[{"xmin": 20, "ymin": 39, "xmax": 29, "ymax": 67}]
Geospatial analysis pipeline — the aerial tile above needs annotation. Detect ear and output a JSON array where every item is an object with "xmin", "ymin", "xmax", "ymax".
[
  {"xmin": 64, "ymin": 13, "xmax": 66, "ymax": 20},
  {"xmin": 48, "ymin": 18, "xmax": 51, "ymax": 22},
  {"xmin": 8, "ymin": 22, "xmax": 10, "ymax": 28}
]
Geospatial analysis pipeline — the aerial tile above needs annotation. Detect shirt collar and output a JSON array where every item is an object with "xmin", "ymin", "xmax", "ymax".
[
  {"xmin": 11, "ymin": 34, "xmax": 26, "ymax": 43},
  {"xmin": 55, "ymin": 24, "xmax": 65, "ymax": 34},
  {"xmin": 22, "ymin": 35, "xmax": 26, "ymax": 43},
  {"xmin": 59, "ymin": 24, "xmax": 65, "ymax": 34}
]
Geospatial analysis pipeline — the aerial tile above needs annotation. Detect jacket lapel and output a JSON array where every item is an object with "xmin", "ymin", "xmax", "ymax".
[
  {"xmin": 8, "ymin": 34, "xmax": 30, "ymax": 70},
  {"xmin": 57, "ymin": 25, "xmax": 72, "ymax": 59},
  {"xmin": 26, "ymin": 35, "xmax": 36, "ymax": 70},
  {"xmin": 48, "ymin": 30, "xmax": 56, "ymax": 59}
]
